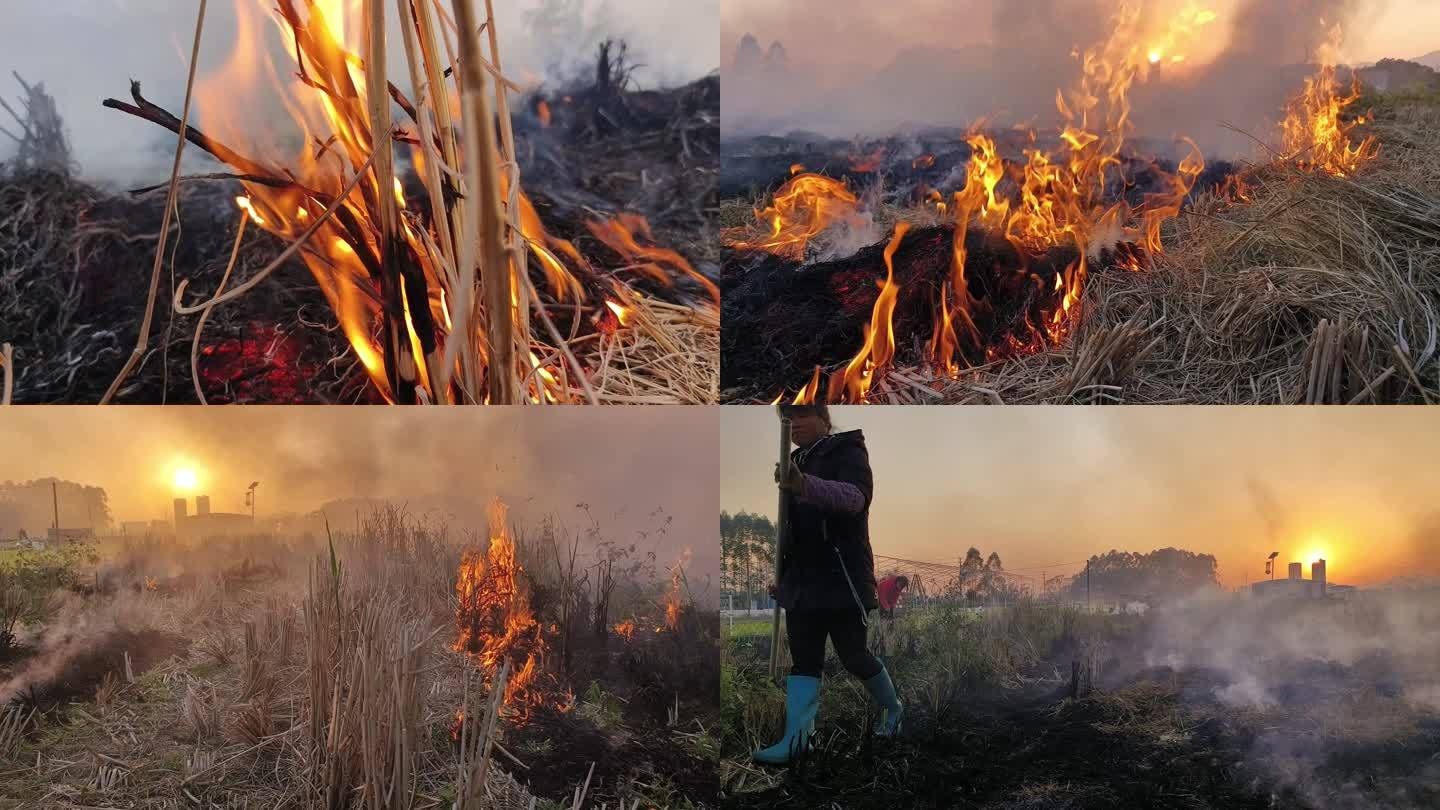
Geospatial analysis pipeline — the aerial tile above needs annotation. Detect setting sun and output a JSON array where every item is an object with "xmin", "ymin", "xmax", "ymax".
[{"xmin": 173, "ymin": 467, "xmax": 198, "ymax": 491}]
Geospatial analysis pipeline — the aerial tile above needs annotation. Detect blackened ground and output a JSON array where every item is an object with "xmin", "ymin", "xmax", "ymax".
[
  {"xmin": 720, "ymin": 226, "xmax": 1088, "ymax": 399},
  {"xmin": 4, "ymin": 628, "xmax": 188, "ymax": 714},
  {"xmin": 721, "ymin": 130, "xmax": 1237, "ymax": 204},
  {"xmin": 504, "ymin": 608, "xmax": 720, "ymax": 806},
  {"xmin": 728, "ymin": 626, "xmax": 1440, "ymax": 809}
]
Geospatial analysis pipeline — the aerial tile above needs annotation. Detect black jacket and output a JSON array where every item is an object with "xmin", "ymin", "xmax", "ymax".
[{"xmin": 776, "ymin": 430, "xmax": 878, "ymax": 612}]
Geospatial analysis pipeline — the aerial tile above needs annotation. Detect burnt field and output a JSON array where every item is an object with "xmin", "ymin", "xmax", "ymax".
[
  {"xmin": 0, "ymin": 505, "xmax": 720, "ymax": 808},
  {"xmin": 721, "ymin": 596, "xmax": 1440, "ymax": 810}
]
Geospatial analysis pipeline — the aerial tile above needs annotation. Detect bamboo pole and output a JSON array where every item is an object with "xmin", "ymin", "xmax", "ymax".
[
  {"xmin": 452, "ymin": 0, "xmax": 518, "ymax": 404},
  {"xmin": 768, "ymin": 416, "xmax": 792, "ymax": 680}
]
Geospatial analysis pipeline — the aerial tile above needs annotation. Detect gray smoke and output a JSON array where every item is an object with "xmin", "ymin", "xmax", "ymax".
[
  {"xmin": 723, "ymin": 0, "xmax": 1389, "ymax": 159},
  {"xmin": 0, "ymin": 0, "xmax": 717, "ymax": 186}
]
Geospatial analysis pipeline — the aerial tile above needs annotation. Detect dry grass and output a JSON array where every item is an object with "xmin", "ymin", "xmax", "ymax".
[
  {"xmin": 741, "ymin": 98, "xmax": 1440, "ymax": 405},
  {"xmin": 892, "ymin": 104, "xmax": 1440, "ymax": 404}
]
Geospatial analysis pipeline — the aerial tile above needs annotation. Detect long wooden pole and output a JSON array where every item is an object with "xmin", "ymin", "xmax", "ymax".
[{"xmin": 768, "ymin": 417, "xmax": 792, "ymax": 680}]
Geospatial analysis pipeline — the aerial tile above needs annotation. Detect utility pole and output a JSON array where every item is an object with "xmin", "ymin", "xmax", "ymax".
[
  {"xmin": 1086, "ymin": 559, "xmax": 1091, "ymax": 609},
  {"xmin": 51, "ymin": 481, "xmax": 60, "ymax": 540}
]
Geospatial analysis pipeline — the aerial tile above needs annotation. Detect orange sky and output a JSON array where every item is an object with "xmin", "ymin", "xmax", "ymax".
[
  {"xmin": 720, "ymin": 407, "xmax": 1440, "ymax": 589},
  {"xmin": 0, "ymin": 407, "xmax": 719, "ymax": 578}
]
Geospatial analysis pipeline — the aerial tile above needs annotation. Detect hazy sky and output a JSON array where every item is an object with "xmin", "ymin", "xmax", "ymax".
[
  {"xmin": 0, "ymin": 1, "xmax": 719, "ymax": 184},
  {"xmin": 721, "ymin": 407, "xmax": 1440, "ymax": 589},
  {"xmin": 722, "ymin": 0, "xmax": 1438, "ymax": 71},
  {"xmin": 0, "ymin": 407, "xmax": 718, "ymax": 575}
]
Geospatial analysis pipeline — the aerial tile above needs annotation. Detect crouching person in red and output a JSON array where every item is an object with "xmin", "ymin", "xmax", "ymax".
[
  {"xmin": 754, "ymin": 404, "xmax": 903, "ymax": 766},
  {"xmin": 877, "ymin": 574, "xmax": 909, "ymax": 619}
]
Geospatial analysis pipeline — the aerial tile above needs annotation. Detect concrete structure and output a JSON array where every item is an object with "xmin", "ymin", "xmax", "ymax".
[
  {"xmin": 174, "ymin": 494, "xmax": 253, "ymax": 540},
  {"xmin": 1253, "ymin": 557, "xmax": 1353, "ymax": 600}
]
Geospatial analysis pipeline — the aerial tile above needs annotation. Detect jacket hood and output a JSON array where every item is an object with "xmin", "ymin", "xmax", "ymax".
[{"xmin": 794, "ymin": 429, "xmax": 866, "ymax": 461}]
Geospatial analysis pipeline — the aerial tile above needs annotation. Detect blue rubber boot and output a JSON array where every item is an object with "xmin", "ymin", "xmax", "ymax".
[
  {"xmin": 863, "ymin": 666, "xmax": 903, "ymax": 736},
  {"xmin": 753, "ymin": 675, "xmax": 820, "ymax": 765}
]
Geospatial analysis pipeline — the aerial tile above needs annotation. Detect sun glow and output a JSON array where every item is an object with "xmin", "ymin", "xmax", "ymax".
[{"xmin": 173, "ymin": 466, "xmax": 199, "ymax": 491}]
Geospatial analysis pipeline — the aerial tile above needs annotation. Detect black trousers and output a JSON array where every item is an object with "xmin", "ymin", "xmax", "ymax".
[{"xmin": 787, "ymin": 608, "xmax": 883, "ymax": 680}]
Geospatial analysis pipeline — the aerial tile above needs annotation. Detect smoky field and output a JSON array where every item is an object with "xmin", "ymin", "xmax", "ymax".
[
  {"xmin": 720, "ymin": 591, "xmax": 1440, "ymax": 810},
  {"xmin": 0, "ymin": 502, "xmax": 719, "ymax": 809}
]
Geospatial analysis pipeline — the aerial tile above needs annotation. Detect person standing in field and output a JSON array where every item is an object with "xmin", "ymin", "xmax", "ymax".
[
  {"xmin": 877, "ymin": 574, "xmax": 909, "ymax": 619},
  {"xmin": 753, "ymin": 404, "xmax": 903, "ymax": 766}
]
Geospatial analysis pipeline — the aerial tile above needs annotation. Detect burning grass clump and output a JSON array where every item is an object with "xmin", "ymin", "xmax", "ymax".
[{"xmin": 0, "ymin": 504, "xmax": 717, "ymax": 808}]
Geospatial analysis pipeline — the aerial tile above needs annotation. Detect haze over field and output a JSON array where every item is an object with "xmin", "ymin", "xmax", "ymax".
[
  {"xmin": 720, "ymin": 407, "xmax": 1440, "ymax": 589},
  {"xmin": 0, "ymin": 407, "xmax": 720, "ymax": 577}
]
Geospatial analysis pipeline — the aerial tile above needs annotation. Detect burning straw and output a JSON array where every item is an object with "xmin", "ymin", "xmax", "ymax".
[
  {"xmin": 724, "ymin": 12, "xmax": 1433, "ymax": 405},
  {"xmin": 97, "ymin": 0, "xmax": 717, "ymax": 405}
]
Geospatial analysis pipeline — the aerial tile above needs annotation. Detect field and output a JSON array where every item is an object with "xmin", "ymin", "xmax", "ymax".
[
  {"xmin": 0, "ymin": 505, "xmax": 719, "ymax": 808},
  {"xmin": 720, "ymin": 595, "xmax": 1440, "ymax": 809}
]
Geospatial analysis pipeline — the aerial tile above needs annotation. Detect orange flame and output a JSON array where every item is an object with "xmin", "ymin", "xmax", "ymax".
[
  {"xmin": 183, "ymin": 1, "xmax": 701, "ymax": 402},
  {"xmin": 805, "ymin": 4, "xmax": 1210, "ymax": 401},
  {"xmin": 586, "ymin": 213, "xmax": 719, "ymax": 304},
  {"xmin": 454, "ymin": 498, "xmax": 559, "ymax": 720},
  {"xmin": 612, "ymin": 620, "xmax": 636, "ymax": 641},
  {"xmin": 830, "ymin": 223, "xmax": 908, "ymax": 403},
  {"xmin": 536, "ymin": 99, "xmax": 552, "ymax": 128},
  {"xmin": 1280, "ymin": 64, "xmax": 1378, "ymax": 177},
  {"xmin": 723, "ymin": 172, "xmax": 861, "ymax": 261}
]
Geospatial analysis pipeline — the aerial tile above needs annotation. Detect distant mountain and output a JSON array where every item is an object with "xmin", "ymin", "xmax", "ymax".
[{"xmin": 1413, "ymin": 50, "xmax": 1440, "ymax": 71}]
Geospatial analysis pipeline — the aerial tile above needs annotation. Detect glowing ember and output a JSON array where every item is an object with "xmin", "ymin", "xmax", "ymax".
[{"xmin": 612, "ymin": 620, "xmax": 637, "ymax": 641}]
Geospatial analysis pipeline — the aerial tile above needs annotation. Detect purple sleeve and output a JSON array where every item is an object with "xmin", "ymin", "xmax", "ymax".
[{"xmin": 798, "ymin": 474, "xmax": 866, "ymax": 514}]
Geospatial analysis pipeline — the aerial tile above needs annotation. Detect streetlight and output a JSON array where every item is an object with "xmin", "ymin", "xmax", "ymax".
[
  {"xmin": 1265, "ymin": 551, "xmax": 1279, "ymax": 580},
  {"xmin": 245, "ymin": 481, "xmax": 260, "ymax": 521}
]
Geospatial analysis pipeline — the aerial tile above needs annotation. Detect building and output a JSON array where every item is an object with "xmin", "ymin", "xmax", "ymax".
[
  {"xmin": 173, "ymin": 494, "xmax": 253, "ymax": 540},
  {"xmin": 1251, "ymin": 558, "xmax": 1356, "ymax": 599}
]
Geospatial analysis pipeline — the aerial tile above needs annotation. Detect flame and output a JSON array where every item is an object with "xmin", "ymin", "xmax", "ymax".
[
  {"xmin": 144, "ymin": 577, "xmax": 158, "ymax": 591},
  {"xmin": 663, "ymin": 552, "xmax": 689, "ymax": 631},
  {"xmin": 182, "ymin": 1, "xmax": 702, "ymax": 402},
  {"xmin": 236, "ymin": 196, "xmax": 266, "ymax": 226},
  {"xmin": 454, "ymin": 498, "xmax": 561, "ymax": 720},
  {"xmin": 536, "ymin": 99, "xmax": 552, "ymax": 127},
  {"xmin": 803, "ymin": 3, "xmax": 1210, "ymax": 401},
  {"xmin": 612, "ymin": 620, "xmax": 636, "ymax": 641},
  {"xmin": 586, "ymin": 213, "xmax": 719, "ymax": 303},
  {"xmin": 605, "ymin": 299, "xmax": 632, "ymax": 326},
  {"xmin": 849, "ymin": 146, "xmax": 886, "ymax": 172},
  {"xmin": 722, "ymin": 172, "xmax": 861, "ymax": 261},
  {"xmin": 1279, "ymin": 34, "xmax": 1378, "ymax": 177},
  {"xmin": 830, "ymin": 223, "xmax": 908, "ymax": 403},
  {"xmin": 911, "ymin": 154, "xmax": 936, "ymax": 169}
]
